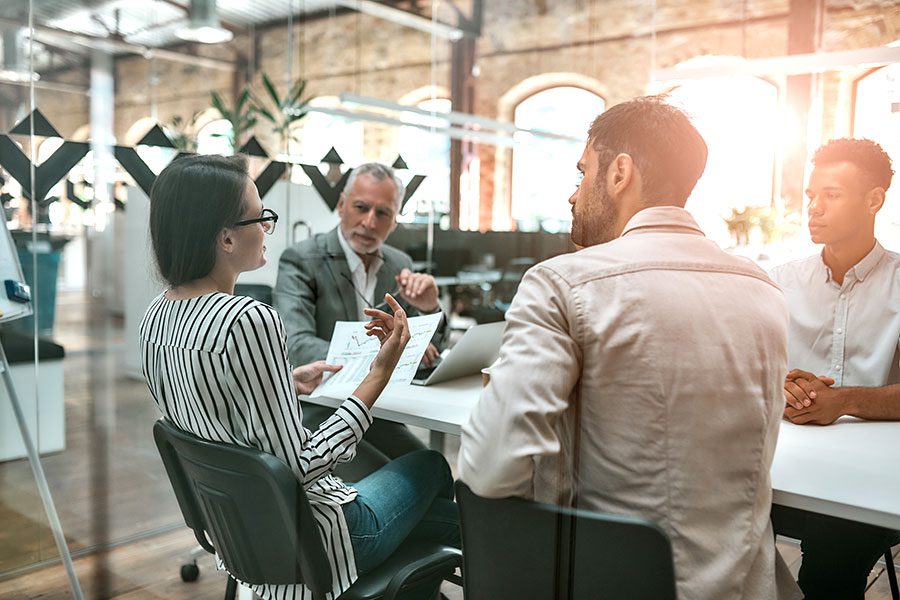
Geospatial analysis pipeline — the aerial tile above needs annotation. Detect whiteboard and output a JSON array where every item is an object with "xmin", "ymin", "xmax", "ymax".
[{"xmin": 0, "ymin": 213, "xmax": 33, "ymax": 324}]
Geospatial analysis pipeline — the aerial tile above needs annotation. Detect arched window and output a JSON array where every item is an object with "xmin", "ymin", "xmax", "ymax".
[
  {"xmin": 664, "ymin": 58, "xmax": 779, "ymax": 247},
  {"xmin": 196, "ymin": 118, "xmax": 233, "ymax": 155},
  {"xmin": 396, "ymin": 97, "xmax": 452, "ymax": 223},
  {"xmin": 511, "ymin": 87, "xmax": 605, "ymax": 232},
  {"xmin": 854, "ymin": 63, "xmax": 900, "ymax": 250}
]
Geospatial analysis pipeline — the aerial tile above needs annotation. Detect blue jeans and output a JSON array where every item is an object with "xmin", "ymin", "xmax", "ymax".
[{"xmin": 343, "ymin": 449, "xmax": 460, "ymax": 585}]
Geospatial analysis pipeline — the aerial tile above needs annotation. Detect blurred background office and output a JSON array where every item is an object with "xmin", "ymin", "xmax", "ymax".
[{"xmin": 0, "ymin": 0, "xmax": 898, "ymax": 598}]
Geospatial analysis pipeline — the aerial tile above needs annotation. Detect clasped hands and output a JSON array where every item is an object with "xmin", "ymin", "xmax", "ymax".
[
  {"xmin": 783, "ymin": 368, "xmax": 845, "ymax": 425},
  {"xmin": 293, "ymin": 294, "xmax": 412, "ymax": 395}
]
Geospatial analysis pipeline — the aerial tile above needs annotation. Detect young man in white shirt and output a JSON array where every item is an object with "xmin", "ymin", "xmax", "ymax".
[{"xmin": 770, "ymin": 138, "xmax": 900, "ymax": 600}]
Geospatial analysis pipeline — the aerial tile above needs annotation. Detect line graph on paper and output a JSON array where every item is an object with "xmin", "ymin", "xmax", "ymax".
[
  {"xmin": 340, "ymin": 330, "xmax": 381, "ymax": 356},
  {"xmin": 311, "ymin": 312, "xmax": 444, "ymax": 398}
]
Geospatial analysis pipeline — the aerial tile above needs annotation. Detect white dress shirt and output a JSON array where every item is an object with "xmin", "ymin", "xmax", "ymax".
[
  {"xmin": 337, "ymin": 227, "xmax": 385, "ymax": 320},
  {"xmin": 769, "ymin": 241, "xmax": 900, "ymax": 387},
  {"xmin": 459, "ymin": 206, "xmax": 800, "ymax": 600}
]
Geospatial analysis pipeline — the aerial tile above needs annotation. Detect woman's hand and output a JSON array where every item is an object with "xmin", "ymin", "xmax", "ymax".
[
  {"xmin": 292, "ymin": 361, "xmax": 343, "ymax": 396},
  {"xmin": 351, "ymin": 294, "xmax": 411, "ymax": 409},
  {"xmin": 363, "ymin": 294, "xmax": 411, "ymax": 379}
]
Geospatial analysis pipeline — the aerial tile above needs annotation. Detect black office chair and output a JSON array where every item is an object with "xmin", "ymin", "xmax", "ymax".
[
  {"xmin": 885, "ymin": 548, "xmax": 899, "ymax": 600},
  {"xmin": 154, "ymin": 419, "xmax": 461, "ymax": 600},
  {"xmin": 233, "ymin": 283, "xmax": 273, "ymax": 306},
  {"xmin": 490, "ymin": 257, "xmax": 536, "ymax": 313},
  {"xmin": 455, "ymin": 481, "xmax": 676, "ymax": 600}
]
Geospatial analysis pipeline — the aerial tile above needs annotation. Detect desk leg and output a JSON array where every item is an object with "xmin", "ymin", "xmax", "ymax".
[{"xmin": 429, "ymin": 431, "xmax": 445, "ymax": 452}]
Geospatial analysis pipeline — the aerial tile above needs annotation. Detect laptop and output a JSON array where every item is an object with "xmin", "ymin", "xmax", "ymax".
[{"xmin": 412, "ymin": 321, "xmax": 505, "ymax": 386}]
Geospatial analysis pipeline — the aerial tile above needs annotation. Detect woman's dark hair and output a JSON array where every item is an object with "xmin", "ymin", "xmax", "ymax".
[{"xmin": 149, "ymin": 154, "xmax": 249, "ymax": 287}]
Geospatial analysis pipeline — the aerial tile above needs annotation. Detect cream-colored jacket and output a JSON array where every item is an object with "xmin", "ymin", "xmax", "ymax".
[{"xmin": 459, "ymin": 206, "xmax": 801, "ymax": 600}]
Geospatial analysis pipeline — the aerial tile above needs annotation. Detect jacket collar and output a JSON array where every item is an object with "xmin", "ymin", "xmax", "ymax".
[{"xmin": 620, "ymin": 206, "xmax": 705, "ymax": 238}]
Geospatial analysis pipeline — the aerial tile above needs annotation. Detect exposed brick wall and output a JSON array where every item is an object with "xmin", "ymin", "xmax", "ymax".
[{"xmin": 6, "ymin": 0, "xmax": 899, "ymax": 227}]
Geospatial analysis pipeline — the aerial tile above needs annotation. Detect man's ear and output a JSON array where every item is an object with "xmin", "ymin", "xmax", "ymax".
[
  {"xmin": 388, "ymin": 214, "xmax": 399, "ymax": 236},
  {"xmin": 865, "ymin": 187, "xmax": 886, "ymax": 215},
  {"xmin": 336, "ymin": 194, "xmax": 346, "ymax": 217},
  {"xmin": 608, "ymin": 153, "xmax": 636, "ymax": 197}
]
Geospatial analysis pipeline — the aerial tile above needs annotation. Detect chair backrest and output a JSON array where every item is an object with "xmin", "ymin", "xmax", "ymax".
[
  {"xmin": 455, "ymin": 481, "xmax": 676, "ymax": 600},
  {"xmin": 233, "ymin": 283, "xmax": 274, "ymax": 306},
  {"xmin": 153, "ymin": 419, "xmax": 333, "ymax": 595},
  {"xmin": 492, "ymin": 257, "xmax": 536, "ymax": 306}
]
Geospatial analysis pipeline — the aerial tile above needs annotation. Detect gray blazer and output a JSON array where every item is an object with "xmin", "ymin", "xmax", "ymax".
[{"xmin": 273, "ymin": 227, "xmax": 447, "ymax": 366}]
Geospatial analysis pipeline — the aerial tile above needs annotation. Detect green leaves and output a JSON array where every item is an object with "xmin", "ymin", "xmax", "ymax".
[
  {"xmin": 249, "ymin": 72, "xmax": 311, "ymax": 149},
  {"xmin": 166, "ymin": 111, "xmax": 202, "ymax": 152},
  {"xmin": 209, "ymin": 87, "xmax": 258, "ymax": 151},
  {"xmin": 207, "ymin": 72, "xmax": 311, "ymax": 154}
]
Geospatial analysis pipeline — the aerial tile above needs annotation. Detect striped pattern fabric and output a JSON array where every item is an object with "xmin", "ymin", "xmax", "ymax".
[{"xmin": 140, "ymin": 291, "xmax": 372, "ymax": 600}]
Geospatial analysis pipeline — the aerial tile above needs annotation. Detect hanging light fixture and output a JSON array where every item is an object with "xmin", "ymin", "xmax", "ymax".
[
  {"xmin": 176, "ymin": 0, "xmax": 233, "ymax": 44},
  {"xmin": 0, "ymin": 24, "xmax": 38, "ymax": 83}
]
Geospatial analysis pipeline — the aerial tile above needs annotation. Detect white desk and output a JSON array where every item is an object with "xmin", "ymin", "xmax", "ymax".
[
  {"xmin": 771, "ymin": 419, "xmax": 900, "ymax": 530},
  {"xmin": 304, "ymin": 375, "xmax": 482, "ymax": 449},
  {"xmin": 433, "ymin": 271, "xmax": 503, "ymax": 288},
  {"xmin": 305, "ymin": 381, "xmax": 900, "ymax": 530}
]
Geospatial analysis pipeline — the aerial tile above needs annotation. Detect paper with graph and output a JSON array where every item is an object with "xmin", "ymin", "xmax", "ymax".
[{"xmin": 310, "ymin": 312, "xmax": 442, "ymax": 398}]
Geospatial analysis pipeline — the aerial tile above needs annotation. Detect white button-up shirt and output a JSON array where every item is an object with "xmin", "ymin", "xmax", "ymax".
[
  {"xmin": 337, "ymin": 227, "xmax": 385, "ymax": 320},
  {"xmin": 770, "ymin": 242, "xmax": 900, "ymax": 388}
]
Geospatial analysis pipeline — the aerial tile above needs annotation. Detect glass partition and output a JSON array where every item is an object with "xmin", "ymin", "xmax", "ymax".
[
  {"xmin": 0, "ymin": 1, "xmax": 898, "ymax": 598},
  {"xmin": 1, "ymin": 0, "xmax": 50, "ymax": 581},
  {"xmin": 855, "ymin": 62, "xmax": 900, "ymax": 251}
]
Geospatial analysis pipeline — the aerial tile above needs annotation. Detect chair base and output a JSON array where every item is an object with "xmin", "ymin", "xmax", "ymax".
[{"xmin": 338, "ymin": 542, "xmax": 460, "ymax": 600}]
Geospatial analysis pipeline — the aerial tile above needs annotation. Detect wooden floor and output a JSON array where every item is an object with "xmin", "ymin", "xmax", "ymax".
[{"xmin": 0, "ymin": 291, "xmax": 897, "ymax": 599}]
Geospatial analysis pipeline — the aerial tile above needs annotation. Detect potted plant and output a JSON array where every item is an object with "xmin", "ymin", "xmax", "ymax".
[
  {"xmin": 165, "ymin": 111, "xmax": 202, "ymax": 153},
  {"xmin": 209, "ymin": 86, "xmax": 257, "ymax": 153},
  {"xmin": 249, "ymin": 72, "xmax": 311, "ymax": 157}
]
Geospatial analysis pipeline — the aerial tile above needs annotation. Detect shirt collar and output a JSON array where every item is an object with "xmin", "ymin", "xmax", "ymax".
[
  {"xmin": 336, "ymin": 226, "xmax": 383, "ymax": 275},
  {"xmin": 620, "ymin": 206, "xmax": 706, "ymax": 238},
  {"xmin": 850, "ymin": 241, "xmax": 886, "ymax": 281},
  {"xmin": 819, "ymin": 240, "xmax": 886, "ymax": 284}
]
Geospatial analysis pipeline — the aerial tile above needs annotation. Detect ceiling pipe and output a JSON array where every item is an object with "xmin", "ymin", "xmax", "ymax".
[
  {"xmin": 653, "ymin": 46, "xmax": 900, "ymax": 80},
  {"xmin": 1, "ymin": 78, "xmax": 89, "ymax": 95},
  {"xmin": 0, "ymin": 16, "xmax": 236, "ymax": 72},
  {"xmin": 333, "ymin": 0, "xmax": 465, "ymax": 40}
]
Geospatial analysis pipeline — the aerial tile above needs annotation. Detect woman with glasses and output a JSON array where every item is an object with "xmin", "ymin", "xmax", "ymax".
[{"xmin": 140, "ymin": 154, "xmax": 459, "ymax": 600}]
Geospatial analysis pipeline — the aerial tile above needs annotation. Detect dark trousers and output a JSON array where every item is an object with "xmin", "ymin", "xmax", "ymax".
[
  {"xmin": 300, "ymin": 401, "xmax": 428, "ymax": 482},
  {"xmin": 772, "ymin": 504, "xmax": 900, "ymax": 600}
]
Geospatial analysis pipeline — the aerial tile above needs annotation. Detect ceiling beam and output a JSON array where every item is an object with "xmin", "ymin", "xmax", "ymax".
[
  {"xmin": 0, "ymin": 16, "xmax": 237, "ymax": 72},
  {"xmin": 332, "ymin": 0, "xmax": 467, "ymax": 40}
]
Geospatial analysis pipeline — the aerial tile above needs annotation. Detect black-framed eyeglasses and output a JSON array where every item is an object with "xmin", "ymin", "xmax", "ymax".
[{"xmin": 234, "ymin": 208, "xmax": 278, "ymax": 235}]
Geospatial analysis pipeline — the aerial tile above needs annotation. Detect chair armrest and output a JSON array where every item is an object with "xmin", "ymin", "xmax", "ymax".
[{"xmin": 383, "ymin": 547, "xmax": 462, "ymax": 600}]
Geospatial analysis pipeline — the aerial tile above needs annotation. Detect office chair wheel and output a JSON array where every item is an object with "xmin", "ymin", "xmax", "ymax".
[{"xmin": 180, "ymin": 561, "xmax": 200, "ymax": 582}]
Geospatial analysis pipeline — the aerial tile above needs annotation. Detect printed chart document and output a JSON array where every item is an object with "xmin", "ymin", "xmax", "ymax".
[{"xmin": 310, "ymin": 312, "xmax": 442, "ymax": 398}]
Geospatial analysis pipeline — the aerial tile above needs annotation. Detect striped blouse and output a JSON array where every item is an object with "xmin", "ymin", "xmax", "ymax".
[{"xmin": 140, "ymin": 291, "xmax": 372, "ymax": 600}]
